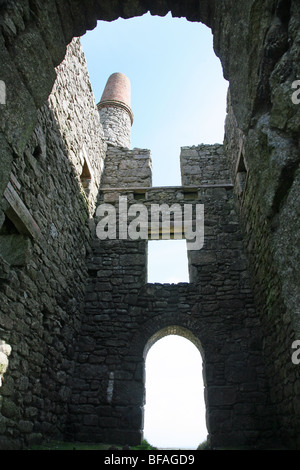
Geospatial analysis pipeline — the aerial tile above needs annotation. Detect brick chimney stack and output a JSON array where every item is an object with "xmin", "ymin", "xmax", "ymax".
[{"xmin": 97, "ymin": 73, "xmax": 133, "ymax": 148}]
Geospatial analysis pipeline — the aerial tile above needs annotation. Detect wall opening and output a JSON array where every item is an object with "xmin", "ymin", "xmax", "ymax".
[
  {"xmin": 80, "ymin": 159, "xmax": 92, "ymax": 196},
  {"xmin": 235, "ymin": 146, "xmax": 249, "ymax": 202},
  {"xmin": 147, "ymin": 240, "xmax": 189, "ymax": 284},
  {"xmin": 81, "ymin": 12, "xmax": 228, "ymax": 187},
  {"xmin": 144, "ymin": 331, "xmax": 207, "ymax": 449},
  {"xmin": 0, "ymin": 214, "xmax": 31, "ymax": 267}
]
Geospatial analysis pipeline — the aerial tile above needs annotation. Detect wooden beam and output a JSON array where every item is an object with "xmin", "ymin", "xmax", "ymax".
[{"xmin": 4, "ymin": 182, "xmax": 41, "ymax": 240}]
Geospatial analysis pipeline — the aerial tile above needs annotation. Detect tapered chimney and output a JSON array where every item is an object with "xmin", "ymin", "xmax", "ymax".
[{"xmin": 97, "ymin": 73, "xmax": 133, "ymax": 148}]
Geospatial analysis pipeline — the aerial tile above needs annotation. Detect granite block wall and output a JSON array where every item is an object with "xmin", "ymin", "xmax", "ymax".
[
  {"xmin": 66, "ymin": 147, "xmax": 273, "ymax": 448},
  {"xmin": 0, "ymin": 38, "xmax": 106, "ymax": 449}
]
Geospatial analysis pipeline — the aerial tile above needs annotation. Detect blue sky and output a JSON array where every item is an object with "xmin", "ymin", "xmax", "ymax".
[
  {"xmin": 81, "ymin": 12, "xmax": 228, "ymax": 449},
  {"xmin": 81, "ymin": 12, "xmax": 228, "ymax": 186}
]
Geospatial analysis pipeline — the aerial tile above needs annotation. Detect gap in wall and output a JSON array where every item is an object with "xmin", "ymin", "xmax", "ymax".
[
  {"xmin": 147, "ymin": 239, "xmax": 189, "ymax": 284},
  {"xmin": 144, "ymin": 334, "xmax": 207, "ymax": 449}
]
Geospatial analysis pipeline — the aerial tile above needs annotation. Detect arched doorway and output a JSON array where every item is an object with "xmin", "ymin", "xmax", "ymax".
[{"xmin": 143, "ymin": 327, "xmax": 207, "ymax": 449}]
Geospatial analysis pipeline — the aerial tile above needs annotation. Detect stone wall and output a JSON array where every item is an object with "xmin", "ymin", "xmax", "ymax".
[
  {"xmin": 100, "ymin": 146, "xmax": 152, "ymax": 189},
  {"xmin": 0, "ymin": 38, "xmax": 105, "ymax": 449},
  {"xmin": 0, "ymin": 0, "xmax": 300, "ymax": 450},
  {"xmin": 66, "ymin": 147, "xmax": 274, "ymax": 448},
  {"xmin": 180, "ymin": 144, "xmax": 231, "ymax": 186},
  {"xmin": 224, "ymin": 98, "xmax": 300, "ymax": 448}
]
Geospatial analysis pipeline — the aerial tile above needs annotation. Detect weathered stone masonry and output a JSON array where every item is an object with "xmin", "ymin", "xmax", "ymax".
[
  {"xmin": 67, "ymin": 182, "xmax": 272, "ymax": 448},
  {"xmin": 0, "ymin": 0, "xmax": 300, "ymax": 450},
  {"xmin": 97, "ymin": 72, "xmax": 134, "ymax": 149},
  {"xmin": 0, "ymin": 37, "xmax": 106, "ymax": 448},
  {"xmin": 66, "ymin": 83, "xmax": 272, "ymax": 447}
]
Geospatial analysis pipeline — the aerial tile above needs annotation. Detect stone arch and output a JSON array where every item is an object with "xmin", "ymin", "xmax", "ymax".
[
  {"xmin": 143, "ymin": 326, "xmax": 207, "ymax": 447},
  {"xmin": 129, "ymin": 310, "xmax": 208, "ymax": 361},
  {"xmin": 144, "ymin": 324, "xmax": 204, "ymax": 359},
  {"xmin": 126, "ymin": 318, "xmax": 208, "ymax": 446}
]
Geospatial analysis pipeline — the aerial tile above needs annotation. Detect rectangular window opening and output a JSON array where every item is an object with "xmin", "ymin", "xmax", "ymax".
[
  {"xmin": 147, "ymin": 239, "xmax": 190, "ymax": 284},
  {"xmin": 134, "ymin": 190, "xmax": 147, "ymax": 201},
  {"xmin": 0, "ymin": 214, "xmax": 31, "ymax": 267},
  {"xmin": 182, "ymin": 190, "xmax": 198, "ymax": 200}
]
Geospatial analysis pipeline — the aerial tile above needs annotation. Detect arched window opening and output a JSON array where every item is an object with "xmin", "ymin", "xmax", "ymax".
[
  {"xmin": 80, "ymin": 157, "xmax": 93, "ymax": 197},
  {"xmin": 144, "ymin": 331, "xmax": 207, "ymax": 449}
]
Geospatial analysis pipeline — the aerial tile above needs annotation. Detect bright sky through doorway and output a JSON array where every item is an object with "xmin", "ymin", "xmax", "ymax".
[
  {"xmin": 81, "ymin": 12, "xmax": 228, "ymax": 448},
  {"xmin": 144, "ymin": 335, "xmax": 207, "ymax": 449}
]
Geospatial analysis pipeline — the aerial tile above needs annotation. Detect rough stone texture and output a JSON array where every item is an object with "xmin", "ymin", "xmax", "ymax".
[
  {"xmin": 67, "ymin": 181, "xmax": 272, "ymax": 449},
  {"xmin": 98, "ymin": 72, "xmax": 134, "ymax": 149},
  {"xmin": 101, "ymin": 146, "xmax": 152, "ymax": 189},
  {"xmin": 180, "ymin": 144, "xmax": 232, "ymax": 186},
  {"xmin": 98, "ymin": 106, "xmax": 132, "ymax": 148},
  {"xmin": 0, "ymin": 0, "xmax": 300, "ymax": 451},
  {"xmin": 0, "ymin": 37, "xmax": 106, "ymax": 448}
]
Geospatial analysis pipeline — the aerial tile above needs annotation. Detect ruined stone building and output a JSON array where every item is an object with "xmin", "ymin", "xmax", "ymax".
[{"xmin": 0, "ymin": 0, "xmax": 300, "ymax": 450}]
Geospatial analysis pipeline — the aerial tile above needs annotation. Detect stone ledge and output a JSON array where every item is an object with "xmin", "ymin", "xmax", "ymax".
[{"xmin": 99, "ymin": 184, "xmax": 234, "ymax": 192}]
